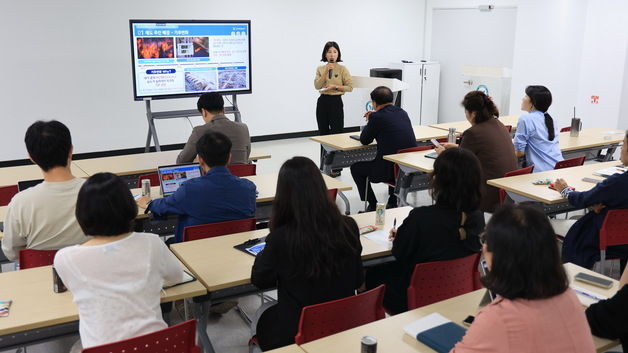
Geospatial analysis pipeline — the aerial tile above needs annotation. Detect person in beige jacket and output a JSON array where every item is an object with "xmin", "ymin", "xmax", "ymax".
[
  {"xmin": 2, "ymin": 120, "xmax": 90, "ymax": 261},
  {"xmin": 177, "ymin": 92, "xmax": 251, "ymax": 164}
]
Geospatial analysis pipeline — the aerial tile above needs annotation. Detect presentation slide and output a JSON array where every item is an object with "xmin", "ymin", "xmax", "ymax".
[{"xmin": 130, "ymin": 20, "xmax": 251, "ymax": 100}]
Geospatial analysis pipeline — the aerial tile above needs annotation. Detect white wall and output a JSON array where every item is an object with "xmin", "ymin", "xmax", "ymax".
[
  {"xmin": 508, "ymin": 0, "xmax": 628, "ymax": 131},
  {"xmin": 508, "ymin": 0, "xmax": 588, "ymax": 127},
  {"xmin": 575, "ymin": 0, "xmax": 628, "ymax": 130},
  {"xmin": 0, "ymin": 0, "xmax": 426, "ymax": 161}
]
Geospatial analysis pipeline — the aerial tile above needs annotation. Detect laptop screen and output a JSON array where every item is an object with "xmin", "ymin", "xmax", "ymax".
[{"xmin": 157, "ymin": 164, "xmax": 202, "ymax": 196}]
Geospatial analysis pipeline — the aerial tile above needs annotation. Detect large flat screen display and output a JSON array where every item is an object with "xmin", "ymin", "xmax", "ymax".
[{"xmin": 130, "ymin": 20, "xmax": 252, "ymax": 100}]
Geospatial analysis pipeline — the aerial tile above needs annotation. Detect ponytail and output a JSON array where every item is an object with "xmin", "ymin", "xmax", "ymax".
[
  {"xmin": 544, "ymin": 113, "xmax": 555, "ymax": 141},
  {"xmin": 461, "ymin": 91, "xmax": 499, "ymax": 124}
]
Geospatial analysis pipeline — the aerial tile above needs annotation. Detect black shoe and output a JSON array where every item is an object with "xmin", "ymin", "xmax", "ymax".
[{"xmin": 330, "ymin": 169, "xmax": 342, "ymax": 178}]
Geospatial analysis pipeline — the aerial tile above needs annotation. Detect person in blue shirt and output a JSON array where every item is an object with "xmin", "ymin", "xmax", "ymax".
[
  {"xmin": 513, "ymin": 85, "xmax": 563, "ymax": 172},
  {"xmin": 136, "ymin": 131, "xmax": 256, "ymax": 243},
  {"xmin": 553, "ymin": 130, "xmax": 628, "ymax": 268}
]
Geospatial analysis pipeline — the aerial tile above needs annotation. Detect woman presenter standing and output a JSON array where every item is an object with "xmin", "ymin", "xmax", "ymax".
[{"xmin": 314, "ymin": 41, "xmax": 353, "ymax": 175}]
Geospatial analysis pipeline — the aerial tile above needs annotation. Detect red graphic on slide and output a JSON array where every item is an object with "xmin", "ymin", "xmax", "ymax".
[
  {"xmin": 137, "ymin": 37, "xmax": 174, "ymax": 59},
  {"xmin": 591, "ymin": 95, "xmax": 599, "ymax": 104}
]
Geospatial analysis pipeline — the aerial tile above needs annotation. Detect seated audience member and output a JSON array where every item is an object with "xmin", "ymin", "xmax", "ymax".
[
  {"xmin": 586, "ymin": 266, "xmax": 628, "ymax": 351},
  {"xmin": 137, "ymin": 132, "xmax": 256, "ymax": 243},
  {"xmin": 452, "ymin": 204, "xmax": 595, "ymax": 352},
  {"xmin": 251, "ymin": 157, "xmax": 363, "ymax": 350},
  {"xmin": 553, "ymin": 130, "xmax": 628, "ymax": 268},
  {"xmin": 366, "ymin": 148, "xmax": 484, "ymax": 314},
  {"xmin": 436, "ymin": 91, "xmax": 517, "ymax": 212},
  {"xmin": 513, "ymin": 85, "xmax": 563, "ymax": 172},
  {"xmin": 2, "ymin": 120, "xmax": 89, "ymax": 261},
  {"xmin": 177, "ymin": 92, "xmax": 251, "ymax": 164},
  {"xmin": 350, "ymin": 86, "xmax": 417, "ymax": 210},
  {"xmin": 54, "ymin": 173, "xmax": 183, "ymax": 351}
]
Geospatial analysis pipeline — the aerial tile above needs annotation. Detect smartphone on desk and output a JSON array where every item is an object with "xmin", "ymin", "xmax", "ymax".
[
  {"xmin": 462, "ymin": 315, "xmax": 475, "ymax": 327},
  {"xmin": 349, "ymin": 135, "xmax": 361, "ymax": 141},
  {"xmin": 574, "ymin": 272, "xmax": 613, "ymax": 289},
  {"xmin": 430, "ymin": 138, "xmax": 442, "ymax": 147}
]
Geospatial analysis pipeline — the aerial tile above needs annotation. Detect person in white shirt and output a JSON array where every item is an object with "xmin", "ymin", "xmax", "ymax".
[
  {"xmin": 2, "ymin": 120, "xmax": 89, "ymax": 261},
  {"xmin": 54, "ymin": 172, "xmax": 183, "ymax": 351}
]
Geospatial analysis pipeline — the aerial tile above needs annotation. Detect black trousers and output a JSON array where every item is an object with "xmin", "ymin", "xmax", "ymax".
[
  {"xmin": 350, "ymin": 160, "xmax": 396, "ymax": 207},
  {"xmin": 316, "ymin": 94, "xmax": 344, "ymax": 135}
]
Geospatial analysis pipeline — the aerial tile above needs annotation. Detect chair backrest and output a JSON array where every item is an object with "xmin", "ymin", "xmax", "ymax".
[
  {"xmin": 498, "ymin": 165, "xmax": 535, "ymax": 204},
  {"xmin": 82, "ymin": 319, "xmax": 200, "ymax": 353},
  {"xmin": 19, "ymin": 249, "xmax": 59, "ymax": 269},
  {"xmin": 554, "ymin": 156, "xmax": 586, "ymax": 170},
  {"xmin": 0, "ymin": 185, "xmax": 18, "ymax": 206},
  {"xmin": 227, "ymin": 164, "xmax": 256, "ymax": 177},
  {"xmin": 599, "ymin": 209, "xmax": 628, "ymax": 250},
  {"xmin": 327, "ymin": 188, "xmax": 338, "ymax": 201},
  {"xmin": 560, "ymin": 126, "xmax": 571, "ymax": 132},
  {"xmin": 294, "ymin": 285, "xmax": 386, "ymax": 345},
  {"xmin": 183, "ymin": 217, "xmax": 257, "ymax": 242},
  {"xmin": 406, "ymin": 253, "xmax": 480, "ymax": 310},
  {"xmin": 137, "ymin": 173, "xmax": 160, "ymax": 188},
  {"xmin": 504, "ymin": 125, "xmax": 512, "ymax": 133},
  {"xmin": 393, "ymin": 145, "xmax": 435, "ymax": 180}
]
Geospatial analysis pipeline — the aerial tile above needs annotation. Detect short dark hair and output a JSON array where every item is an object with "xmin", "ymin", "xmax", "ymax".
[
  {"xmin": 525, "ymin": 85, "xmax": 556, "ymax": 141},
  {"xmin": 196, "ymin": 131, "xmax": 232, "ymax": 167},
  {"xmin": 24, "ymin": 120, "xmax": 72, "ymax": 172},
  {"xmin": 320, "ymin": 41, "xmax": 342, "ymax": 62},
  {"xmin": 461, "ymin": 91, "xmax": 499, "ymax": 124},
  {"xmin": 429, "ymin": 147, "xmax": 482, "ymax": 212},
  {"xmin": 481, "ymin": 204, "xmax": 569, "ymax": 300},
  {"xmin": 370, "ymin": 86, "xmax": 394, "ymax": 106},
  {"xmin": 197, "ymin": 92, "xmax": 224, "ymax": 114},
  {"xmin": 76, "ymin": 173, "xmax": 137, "ymax": 236}
]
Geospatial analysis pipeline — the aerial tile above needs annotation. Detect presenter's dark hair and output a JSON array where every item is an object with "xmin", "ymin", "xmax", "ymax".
[
  {"xmin": 525, "ymin": 85, "xmax": 555, "ymax": 141},
  {"xmin": 76, "ymin": 173, "xmax": 137, "ymax": 236},
  {"xmin": 481, "ymin": 204, "xmax": 569, "ymax": 299},
  {"xmin": 197, "ymin": 92, "xmax": 224, "ymax": 114},
  {"xmin": 430, "ymin": 147, "xmax": 482, "ymax": 213},
  {"xmin": 461, "ymin": 91, "xmax": 499, "ymax": 124},
  {"xmin": 370, "ymin": 86, "xmax": 394, "ymax": 106},
  {"xmin": 271, "ymin": 157, "xmax": 361, "ymax": 280},
  {"xmin": 24, "ymin": 120, "xmax": 72, "ymax": 171},
  {"xmin": 196, "ymin": 131, "xmax": 232, "ymax": 167},
  {"xmin": 320, "ymin": 41, "xmax": 342, "ymax": 62}
]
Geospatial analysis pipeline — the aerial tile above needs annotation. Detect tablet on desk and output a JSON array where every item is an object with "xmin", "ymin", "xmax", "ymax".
[{"xmin": 424, "ymin": 152, "xmax": 438, "ymax": 159}]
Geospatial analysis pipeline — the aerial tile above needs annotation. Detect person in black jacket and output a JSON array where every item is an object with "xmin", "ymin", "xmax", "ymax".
[
  {"xmin": 251, "ymin": 157, "xmax": 363, "ymax": 351},
  {"xmin": 365, "ymin": 147, "xmax": 484, "ymax": 313},
  {"xmin": 350, "ymin": 86, "xmax": 417, "ymax": 211},
  {"xmin": 586, "ymin": 268, "xmax": 628, "ymax": 351}
]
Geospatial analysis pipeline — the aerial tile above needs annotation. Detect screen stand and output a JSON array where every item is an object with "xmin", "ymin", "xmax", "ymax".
[{"xmin": 144, "ymin": 95, "xmax": 241, "ymax": 152}]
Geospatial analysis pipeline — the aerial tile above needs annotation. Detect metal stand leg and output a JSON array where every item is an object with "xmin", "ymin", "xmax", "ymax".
[
  {"xmin": 189, "ymin": 298, "xmax": 215, "ymax": 353},
  {"xmin": 338, "ymin": 192, "xmax": 351, "ymax": 215}
]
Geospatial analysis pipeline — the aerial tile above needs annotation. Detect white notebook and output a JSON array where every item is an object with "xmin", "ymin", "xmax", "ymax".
[{"xmin": 404, "ymin": 313, "xmax": 452, "ymax": 338}]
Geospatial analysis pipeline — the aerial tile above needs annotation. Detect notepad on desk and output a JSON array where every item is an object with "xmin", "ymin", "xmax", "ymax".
[
  {"xmin": 163, "ymin": 270, "xmax": 197, "ymax": 289},
  {"xmin": 404, "ymin": 313, "xmax": 467, "ymax": 353},
  {"xmin": 362, "ymin": 229, "xmax": 392, "ymax": 246},
  {"xmin": 593, "ymin": 165, "xmax": 627, "ymax": 178},
  {"xmin": 571, "ymin": 285, "xmax": 608, "ymax": 307}
]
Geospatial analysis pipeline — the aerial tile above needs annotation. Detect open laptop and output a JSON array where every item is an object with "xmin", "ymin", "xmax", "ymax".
[
  {"xmin": 157, "ymin": 163, "xmax": 202, "ymax": 197},
  {"xmin": 17, "ymin": 179, "xmax": 44, "ymax": 192}
]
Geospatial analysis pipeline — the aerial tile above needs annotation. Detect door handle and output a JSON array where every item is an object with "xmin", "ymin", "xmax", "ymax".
[{"xmin": 463, "ymin": 80, "xmax": 473, "ymax": 85}]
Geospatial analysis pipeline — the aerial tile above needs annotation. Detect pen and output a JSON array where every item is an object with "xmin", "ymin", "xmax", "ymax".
[
  {"xmin": 573, "ymin": 288, "xmax": 605, "ymax": 302},
  {"xmin": 393, "ymin": 218, "xmax": 397, "ymax": 231}
]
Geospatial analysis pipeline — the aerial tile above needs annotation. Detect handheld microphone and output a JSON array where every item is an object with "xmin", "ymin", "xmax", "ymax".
[{"xmin": 328, "ymin": 60, "xmax": 334, "ymax": 79}]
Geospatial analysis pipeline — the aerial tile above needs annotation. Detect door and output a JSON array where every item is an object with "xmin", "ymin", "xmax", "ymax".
[{"xmin": 429, "ymin": 7, "xmax": 517, "ymax": 123}]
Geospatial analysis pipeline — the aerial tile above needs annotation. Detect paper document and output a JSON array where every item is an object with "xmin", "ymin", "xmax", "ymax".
[
  {"xmin": 571, "ymin": 285, "xmax": 607, "ymax": 307},
  {"xmin": 593, "ymin": 166, "xmax": 627, "ymax": 178},
  {"xmin": 404, "ymin": 313, "xmax": 451, "ymax": 338},
  {"xmin": 363, "ymin": 229, "xmax": 392, "ymax": 247}
]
